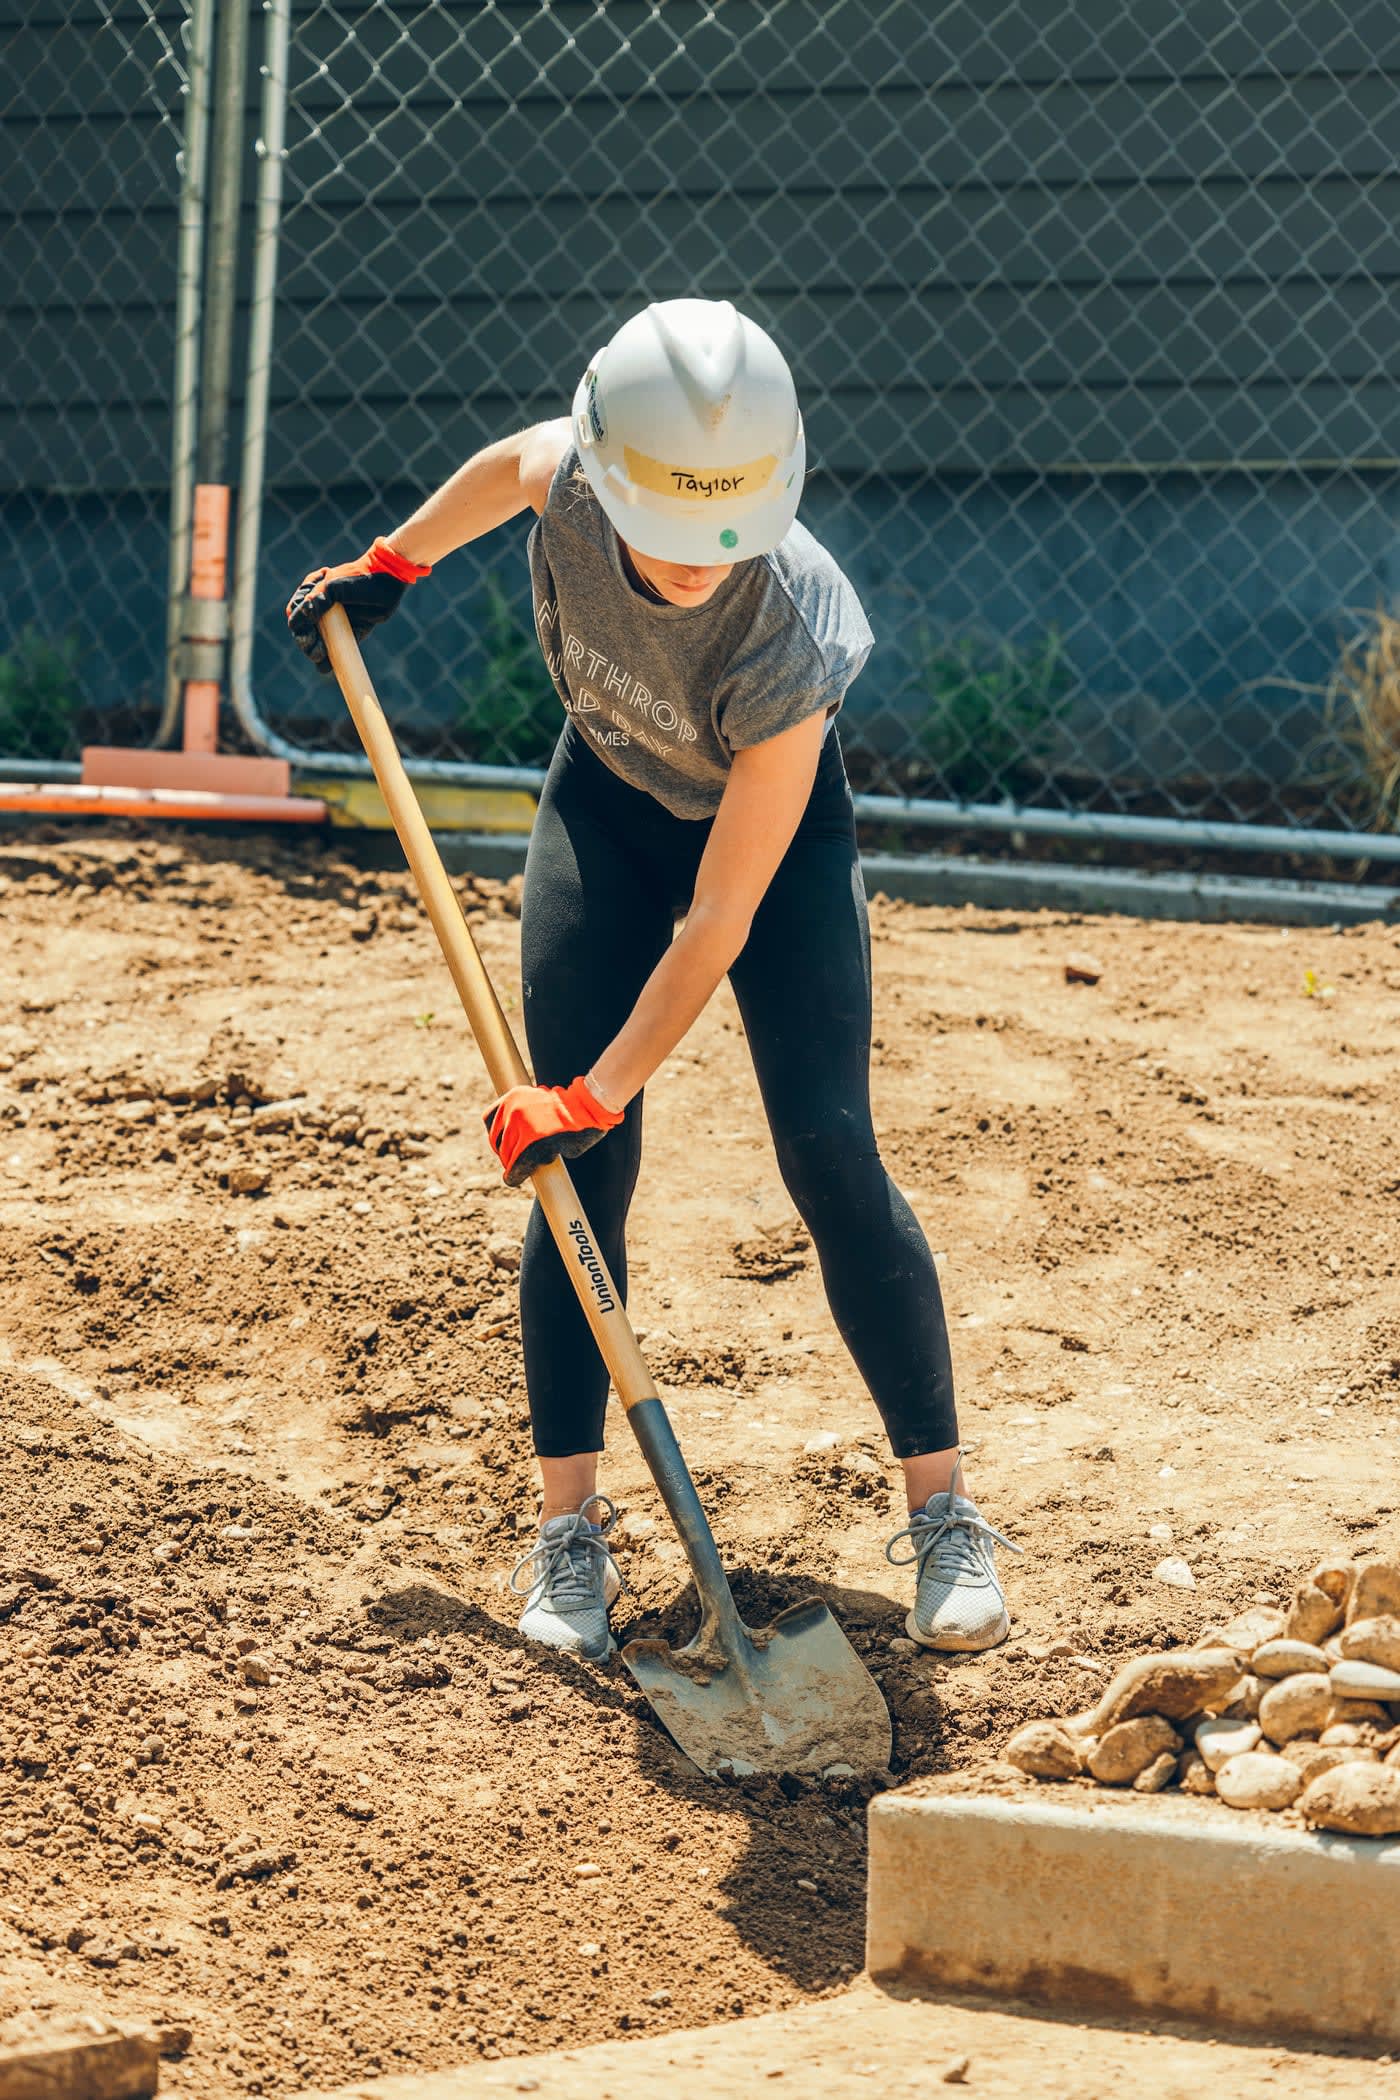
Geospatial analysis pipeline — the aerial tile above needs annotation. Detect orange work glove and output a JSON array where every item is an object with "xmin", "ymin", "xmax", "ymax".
[
  {"xmin": 483, "ymin": 1075, "xmax": 625, "ymax": 1187},
  {"xmin": 285, "ymin": 536, "xmax": 431, "ymax": 672}
]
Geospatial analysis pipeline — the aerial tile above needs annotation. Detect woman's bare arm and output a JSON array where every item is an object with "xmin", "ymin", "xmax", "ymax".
[
  {"xmin": 584, "ymin": 709, "xmax": 828, "ymax": 1109},
  {"xmin": 384, "ymin": 417, "xmax": 571, "ymax": 566}
]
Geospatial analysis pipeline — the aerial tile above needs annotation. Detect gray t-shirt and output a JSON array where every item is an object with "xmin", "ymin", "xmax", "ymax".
[{"xmin": 527, "ymin": 448, "xmax": 873, "ymax": 818}]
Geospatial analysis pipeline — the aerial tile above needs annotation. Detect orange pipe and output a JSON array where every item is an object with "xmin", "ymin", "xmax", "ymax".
[{"xmin": 184, "ymin": 482, "xmax": 231, "ymax": 756}]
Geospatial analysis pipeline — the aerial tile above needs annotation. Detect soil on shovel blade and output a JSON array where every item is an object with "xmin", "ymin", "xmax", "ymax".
[{"xmin": 0, "ymin": 827, "xmax": 1397, "ymax": 2096}]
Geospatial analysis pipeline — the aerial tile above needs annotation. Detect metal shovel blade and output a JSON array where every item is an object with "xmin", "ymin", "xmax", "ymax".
[{"xmin": 622, "ymin": 1598, "xmax": 893, "ymax": 1779}]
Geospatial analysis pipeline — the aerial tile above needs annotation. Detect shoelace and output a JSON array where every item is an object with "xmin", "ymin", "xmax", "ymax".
[
  {"xmin": 508, "ymin": 1495, "xmax": 624, "ymax": 1608},
  {"xmin": 884, "ymin": 1498, "xmax": 1023, "ymax": 1575}
]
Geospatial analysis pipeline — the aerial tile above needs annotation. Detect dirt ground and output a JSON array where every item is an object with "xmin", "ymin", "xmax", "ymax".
[{"xmin": 1, "ymin": 823, "xmax": 1397, "ymax": 2099}]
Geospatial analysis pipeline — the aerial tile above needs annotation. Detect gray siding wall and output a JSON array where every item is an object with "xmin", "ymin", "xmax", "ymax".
[{"xmin": 10, "ymin": 1, "xmax": 1400, "ymax": 493}]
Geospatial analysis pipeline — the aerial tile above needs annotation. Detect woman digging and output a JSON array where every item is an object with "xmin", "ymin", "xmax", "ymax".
[{"xmin": 288, "ymin": 298, "xmax": 1021, "ymax": 1663}]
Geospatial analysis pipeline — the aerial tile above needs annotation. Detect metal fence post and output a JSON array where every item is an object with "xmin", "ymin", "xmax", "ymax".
[{"xmin": 156, "ymin": 0, "xmax": 216, "ymax": 751}]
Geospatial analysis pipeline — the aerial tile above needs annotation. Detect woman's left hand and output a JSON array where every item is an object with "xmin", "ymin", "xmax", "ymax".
[{"xmin": 483, "ymin": 1075, "xmax": 624, "ymax": 1186}]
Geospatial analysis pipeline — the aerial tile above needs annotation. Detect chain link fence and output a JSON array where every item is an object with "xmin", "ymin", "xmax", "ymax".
[
  {"xmin": 235, "ymin": 0, "xmax": 1400, "ymax": 840},
  {"xmin": 5, "ymin": 3, "xmax": 1399, "ymax": 847},
  {"xmin": 2, "ymin": 0, "xmax": 194, "ymax": 767}
]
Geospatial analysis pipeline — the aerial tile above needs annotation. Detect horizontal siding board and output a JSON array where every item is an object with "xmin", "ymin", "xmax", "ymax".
[
  {"xmin": 243, "ymin": 379, "xmax": 1400, "ymax": 487},
  {"xmin": 263, "ymin": 176, "xmax": 1400, "ymax": 308},
  {"xmin": 1, "ymin": 18, "xmax": 187, "ymax": 122},
  {"xmin": 243, "ymin": 281, "xmax": 1400, "ymax": 414},
  {"xmin": 7, "ymin": 385, "xmax": 1394, "ymax": 490},
  {"xmin": 273, "ymin": 75, "xmax": 1400, "ymax": 210},
  {"xmin": 264, "ymin": 0, "xmax": 1400, "ymax": 101},
  {"xmin": 0, "ymin": 113, "xmax": 179, "ymax": 212},
  {"xmin": 0, "ymin": 405, "xmax": 170, "ymax": 492},
  {"xmin": 4, "ymin": 216, "xmax": 179, "ymax": 311},
  {"xmin": 0, "ymin": 0, "xmax": 183, "ymax": 29}
]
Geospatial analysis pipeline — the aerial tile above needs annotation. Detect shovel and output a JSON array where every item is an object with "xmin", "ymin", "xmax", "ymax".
[{"xmin": 319, "ymin": 606, "xmax": 891, "ymax": 1778}]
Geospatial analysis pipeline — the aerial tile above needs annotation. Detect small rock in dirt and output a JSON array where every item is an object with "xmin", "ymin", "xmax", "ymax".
[
  {"xmin": 1214, "ymin": 1751, "xmax": 1304, "ymax": 1812},
  {"xmin": 887, "ymin": 1637, "xmax": 918, "ymax": 1657},
  {"xmin": 1284, "ymin": 1566, "xmax": 1351, "ymax": 1646},
  {"xmin": 1133, "ymin": 1750, "xmax": 1178, "ymax": 1793},
  {"xmin": 221, "ymin": 1523, "xmax": 254, "ymax": 1541},
  {"xmin": 1319, "ymin": 1721, "xmax": 1373, "ymax": 1748},
  {"xmin": 1325, "ymin": 1698, "xmax": 1389, "ymax": 1730},
  {"xmin": 1330, "ymin": 1659, "xmax": 1400, "ymax": 1701},
  {"xmin": 1178, "ymin": 1750, "xmax": 1216, "ymax": 1796},
  {"xmin": 1219, "ymin": 1673, "xmax": 1263, "ymax": 1720},
  {"xmin": 1063, "ymin": 951, "xmax": 1103, "ymax": 985},
  {"xmin": 1347, "ymin": 1560, "xmax": 1400, "ymax": 1627},
  {"xmin": 940, "ymin": 2059, "xmax": 971, "ymax": 2086},
  {"xmin": 1069, "ymin": 1650, "xmax": 1242, "ymax": 1737},
  {"xmin": 227, "ymin": 1165, "xmax": 269, "ymax": 1197},
  {"xmin": 1004, "ymin": 1719, "xmax": 1085, "ymax": 1780},
  {"xmin": 803, "ymin": 1431, "xmax": 843, "ymax": 1453},
  {"xmin": 1258, "ymin": 1672, "xmax": 1332, "ymax": 1746},
  {"xmin": 795, "ymin": 1877, "xmax": 818, "ymax": 1893},
  {"xmin": 1147, "ymin": 1524, "xmax": 1174, "ymax": 1543},
  {"xmin": 1194, "ymin": 1716, "xmax": 1261, "ymax": 1772},
  {"xmin": 251, "ymin": 1099, "xmax": 301, "ymax": 1132},
  {"xmin": 137, "ymin": 1736, "xmax": 164, "ymax": 1764},
  {"xmin": 238, "ymin": 1654, "xmax": 272, "ymax": 1685},
  {"xmin": 822, "ymin": 1763, "xmax": 857, "ymax": 1782},
  {"xmin": 1337, "ymin": 1615, "xmax": 1400, "ymax": 1672},
  {"xmin": 1152, "ymin": 1556, "xmax": 1196, "ymax": 1591},
  {"xmin": 574, "ymin": 1862, "xmax": 603, "ymax": 1880},
  {"xmin": 1087, "ymin": 1714, "xmax": 1181, "ymax": 1785},
  {"xmin": 1251, "ymin": 1638, "xmax": 1330, "ymax": 1679},
  {"xmin": 1300, "ymin": 1760, "xmax": 1400, "ymax": 1835},
  {"xmin": 1213, "ymin": 1605, "xmax": 1286, "ymax": 1653},
  {"xmin": 1281, "ymin": 1742, "xmax": 1363, "ymax": 1785}
]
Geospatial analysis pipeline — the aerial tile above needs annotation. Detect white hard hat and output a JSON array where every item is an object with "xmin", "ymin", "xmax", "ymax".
[{"xmin": 571, "ymin": 298, "xmax": 806, "ymax": 565}]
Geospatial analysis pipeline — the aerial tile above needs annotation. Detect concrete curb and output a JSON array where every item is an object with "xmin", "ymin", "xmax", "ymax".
[
  {"xmin": 866, "ymin": 1789, "xmax": 1400, "ymax": 2045},
  {"xmin": 857, "ymin": 852, "xmax": 1400, "ymax": 925},
  {"xmin": 424, "ymin": 835, "xmax": 1400, "ymax": 928}
]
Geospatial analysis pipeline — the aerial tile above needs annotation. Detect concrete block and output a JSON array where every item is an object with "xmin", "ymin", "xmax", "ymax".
[
  {"xmin": 0, "ymin": 2024, "xmax": 159, "ymax": 2099},
  {"xmin": 866, "ymin": 1787, "xmax": 1400, "ymax": 2045}
]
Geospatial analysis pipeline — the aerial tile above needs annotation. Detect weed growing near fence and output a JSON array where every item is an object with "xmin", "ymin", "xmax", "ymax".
[
  {"xmin": 0, "ymin": 627, "xmax": 83, "ymax": 762},
  {"xmin": 904, "ymin": 627, "xmax": 1070, "ymax": 802},
  {"xmin": 454, "ymin": 577, "xmax": 559, "ymax": 766},
  {"xmin": 1326, "ymin": 604, "xmax": 1400, "ymax": 832}
]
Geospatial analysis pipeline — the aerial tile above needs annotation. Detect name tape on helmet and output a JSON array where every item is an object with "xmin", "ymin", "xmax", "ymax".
[{"xmin": 623, "ymin": 444, "xmax": 778, "ymax": 504}]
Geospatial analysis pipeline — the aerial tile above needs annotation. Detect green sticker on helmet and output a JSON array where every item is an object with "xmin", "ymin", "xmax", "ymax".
[{"xmin": 719, "ymin": 528, "xmax": 738, "ymax": 549}]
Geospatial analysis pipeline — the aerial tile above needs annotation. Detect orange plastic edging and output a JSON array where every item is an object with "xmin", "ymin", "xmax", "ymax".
[{"xmin": 0, "ymin": 783, "xmax": 326, "ymax": 824}]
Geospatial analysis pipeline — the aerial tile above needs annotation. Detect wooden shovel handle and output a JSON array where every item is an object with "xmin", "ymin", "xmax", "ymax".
[{"xmin": 320, "ymin": 605, "xmax": 661, "ymax": 1417}]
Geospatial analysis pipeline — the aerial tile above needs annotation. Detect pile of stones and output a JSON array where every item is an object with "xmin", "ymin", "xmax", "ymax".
[{"xmin": 1005, "ymin": 1555, "xmax": 1400, "ymax": 1835}]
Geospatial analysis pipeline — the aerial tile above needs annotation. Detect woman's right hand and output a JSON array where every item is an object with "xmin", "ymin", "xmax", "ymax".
[{"xmin": 285, "ymin": 536, "xmax": 430, "ymax": 672}]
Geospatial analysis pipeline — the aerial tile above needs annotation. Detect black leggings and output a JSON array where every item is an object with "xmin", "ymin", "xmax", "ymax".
[{"xmin": 517, "ymin": 721, "xmax": 958, "ymax": 1462}]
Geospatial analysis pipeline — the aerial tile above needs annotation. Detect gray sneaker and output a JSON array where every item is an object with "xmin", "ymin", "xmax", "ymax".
[
  {"xmin": 884, "ymin": 1458, "xmax": 1022, "ymax": 1652},
  {"xmin": 509, "ymin": 1496, "xmax": 623, "ymax": 1661}
]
